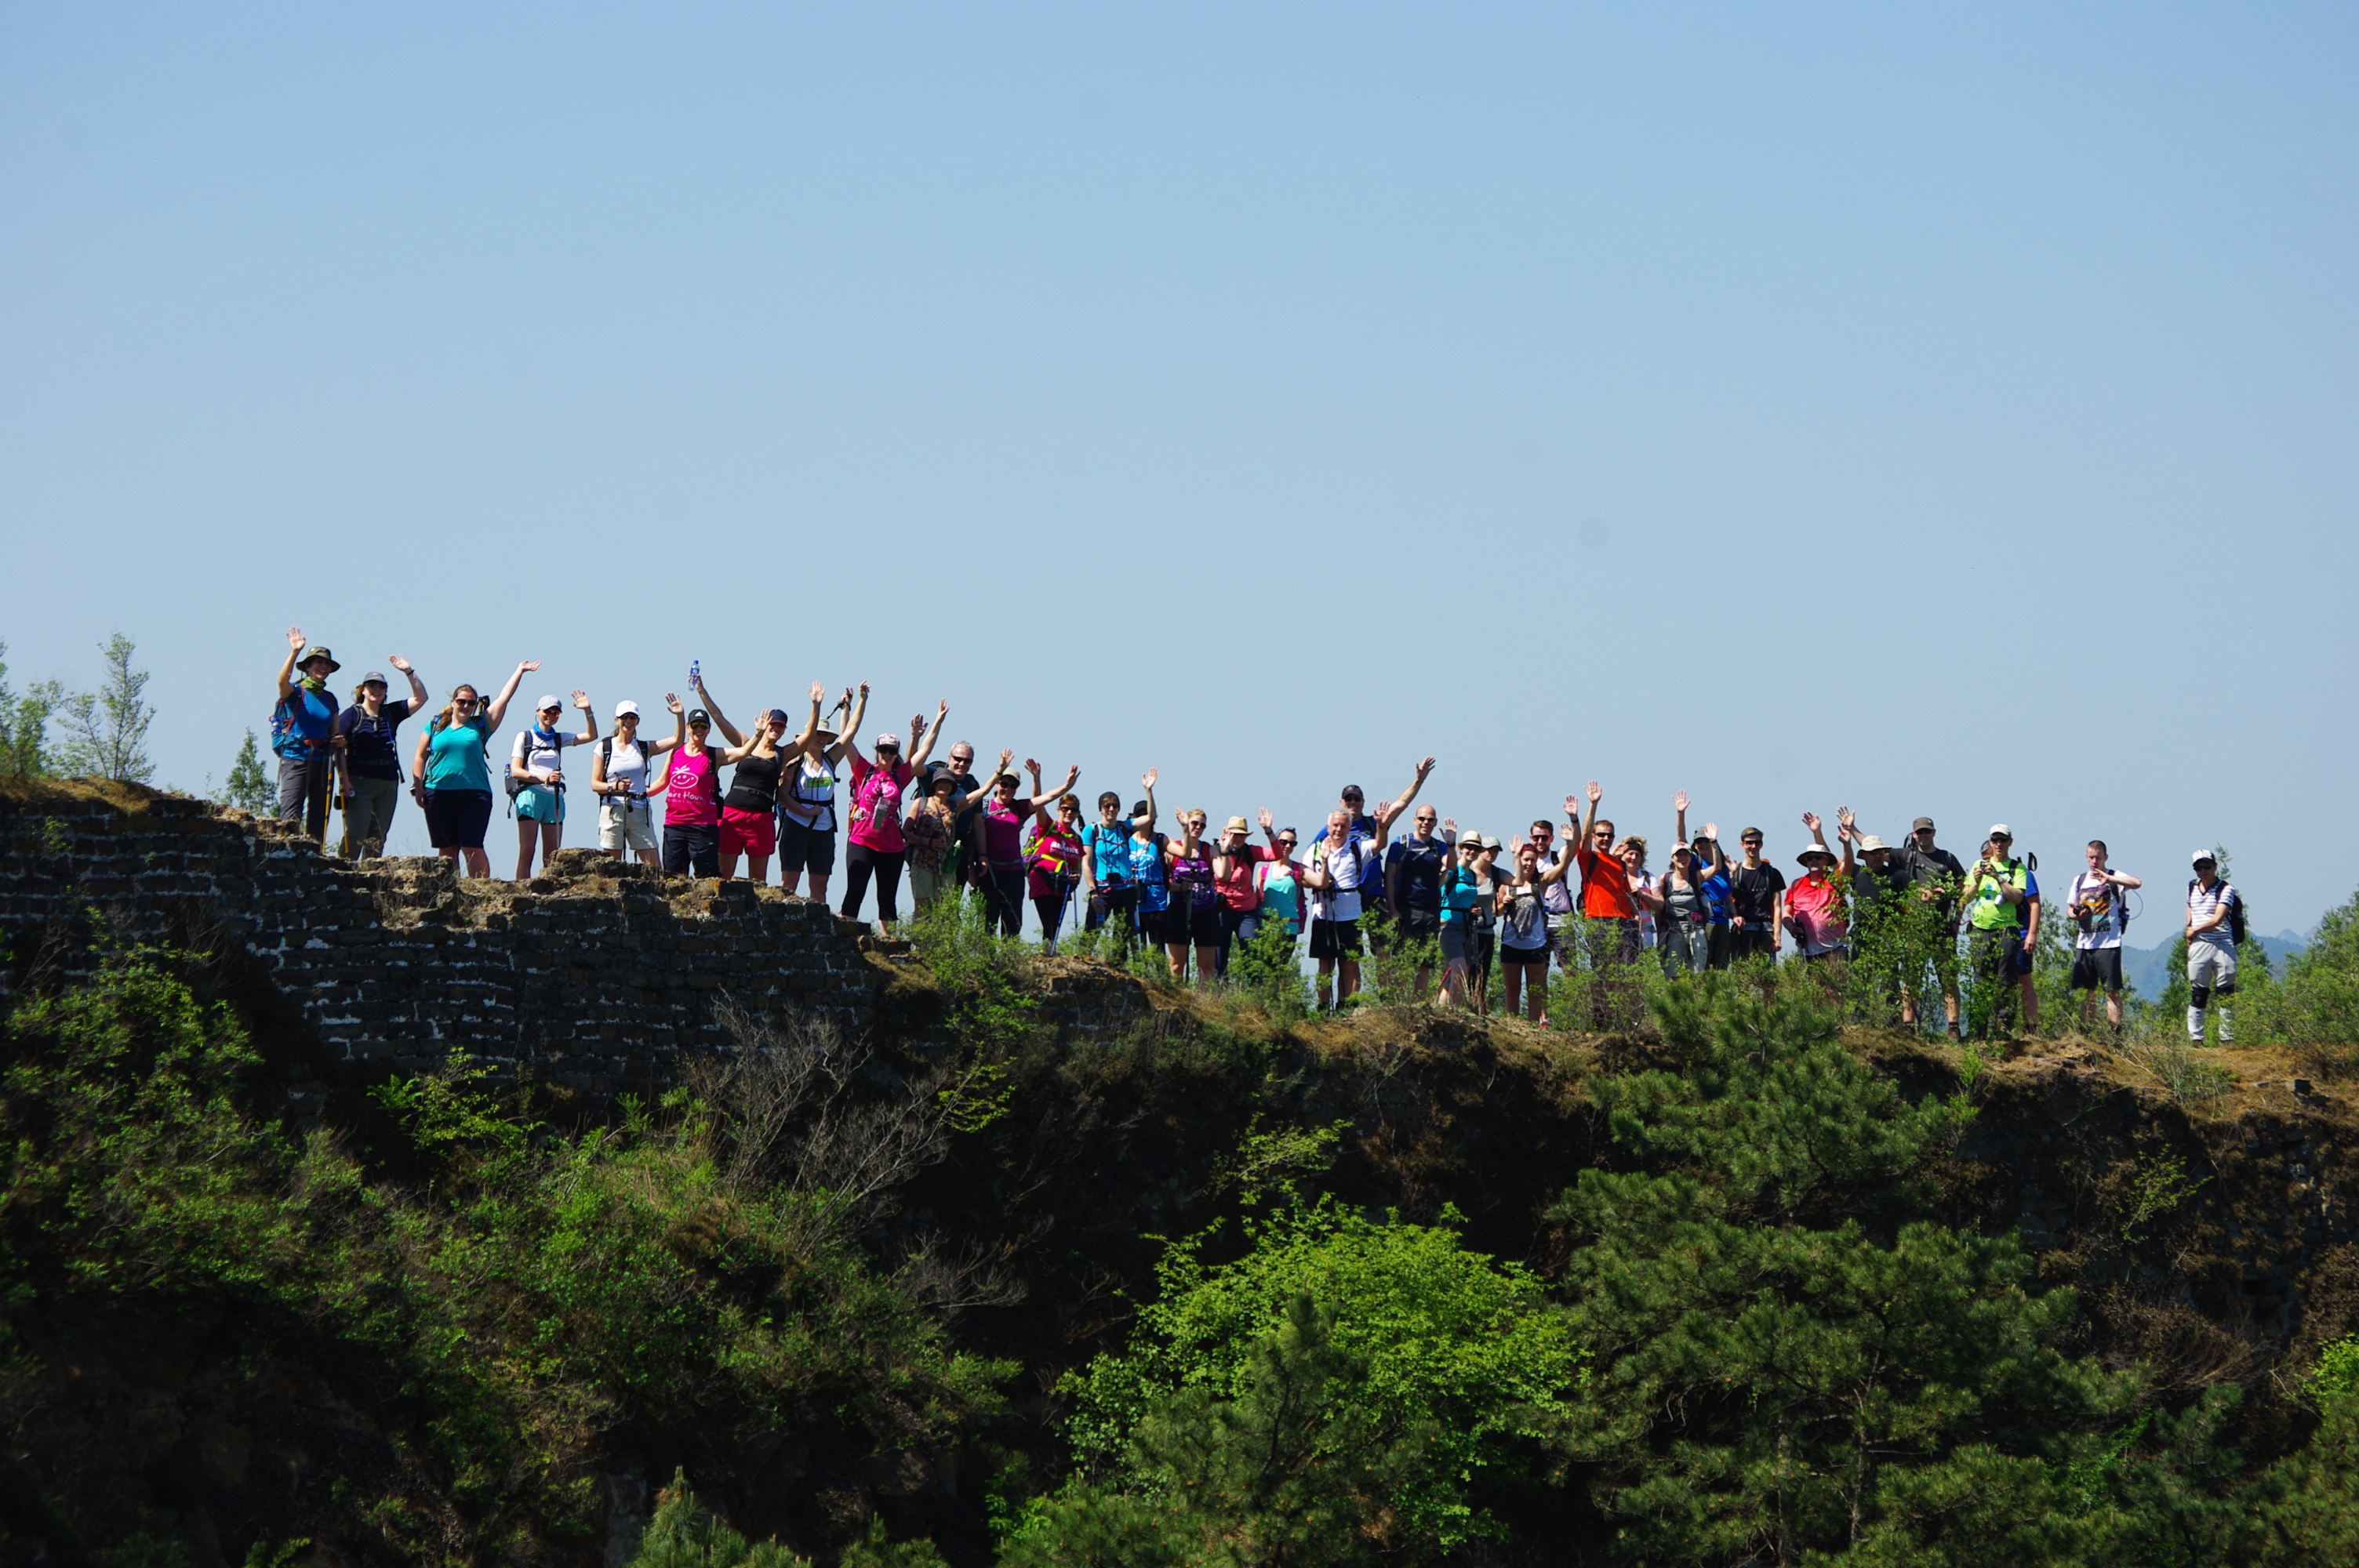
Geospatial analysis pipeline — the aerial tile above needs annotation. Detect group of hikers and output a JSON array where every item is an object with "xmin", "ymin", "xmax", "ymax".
[{"xmin": 267, "ymin": 630, "xmax": 2247, "ymax": 1044}]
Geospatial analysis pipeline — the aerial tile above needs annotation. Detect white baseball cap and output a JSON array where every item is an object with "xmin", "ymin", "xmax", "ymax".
[
  {"xmin": 1987, "ymin": 823, "xmax": 2012, "ymax": 839},
  {"xmin": 2190, "ymin": 848, "xmax": 2217, "ymax": 866},
  {"xmin": 536, "ymin": 693, "xmax": 563, "ymax": 711},
  {"xmin": 614, "ymin": 699, "xmax": 641, "ymax": 718}
]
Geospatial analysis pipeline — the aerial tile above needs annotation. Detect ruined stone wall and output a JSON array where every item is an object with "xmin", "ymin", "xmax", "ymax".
[{"xmin": 0, "ymin": 782, "xmax": 897, "ymax": 1091}]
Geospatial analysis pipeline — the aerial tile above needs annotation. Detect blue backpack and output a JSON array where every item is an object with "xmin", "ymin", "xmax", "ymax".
[{"xmin": 270, "ymin": 689, "xmax": 329, "ymax": 760}]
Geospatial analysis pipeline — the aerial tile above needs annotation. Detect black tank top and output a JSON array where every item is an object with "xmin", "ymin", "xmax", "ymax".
[{"xmin": 723, "ymin": 750, "xmax": 784, "ymax": 813}]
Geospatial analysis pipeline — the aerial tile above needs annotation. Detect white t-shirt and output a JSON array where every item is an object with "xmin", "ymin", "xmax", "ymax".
[
  {"xmin": 1307, "ymin": 835, "xmax": 1378, "ymax": 922},
  {"xmin": 2187, "ymin": 880, "xmax": 2236, "ymax": 950},
  {"xmin": 780, "ymin": 753, "xmax": 839, "ymax": 831},
  {"xmin": 1632, "ymin": 869, "xmax": 1658, "ymax": 948},
  {"xmin": 2069, "ymin": 872, "xmax": 2128, "ymax": 950},
  {"xmin": 511, "ymin": 727, "xmax": 580, "ymax": 784},
  {"xmin": 602, "ymin": 735, "xmax": 659, "ymax": 801}
]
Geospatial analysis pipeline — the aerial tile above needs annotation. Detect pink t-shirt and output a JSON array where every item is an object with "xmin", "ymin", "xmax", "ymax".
[
  {"xmin": 983, "ymin": 797, "xmax": 1029, "ymax": 868},
  {"xmin": 1786, "ymin": 873, "xmax": 1849, "ymax": 954},
  {"xmin": 663, "ymin": 747, "xmax": 721, "ymax": 827},
  {"xmin": 847, "ymin": 755, "xmax": 914, "ymax": 852}
]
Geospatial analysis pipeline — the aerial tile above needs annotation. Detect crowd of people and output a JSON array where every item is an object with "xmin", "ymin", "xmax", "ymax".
[{"xmin": 265, "ymin": 629, "xmax": 2247, "ymax": 1044}]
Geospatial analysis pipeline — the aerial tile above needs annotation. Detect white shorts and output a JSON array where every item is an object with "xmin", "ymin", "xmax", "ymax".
[
  {"xmin": 600, "ymin": 797, "xmax": 657, "ymax": 853},
  {"xmin": 2187, "ymin": 942, "xmax": 2237, "ymax": 993}
]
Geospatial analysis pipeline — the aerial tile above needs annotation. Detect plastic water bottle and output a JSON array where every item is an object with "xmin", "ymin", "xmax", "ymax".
[{"xmin": 690, "ymin": 659, "xmax": 701, "ymax": 688}]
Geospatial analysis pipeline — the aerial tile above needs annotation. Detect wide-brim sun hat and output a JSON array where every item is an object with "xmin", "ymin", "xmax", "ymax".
[
  {"xmin": 1857, "ymin": 835, "xmax": 1889, "ymax": 852},
  {"xmin": 300, "ymin": 646, "xmax": 340, "ymax": 673},
  {"xmin": 1797, "ymin": 844, "xmax": 1836, "ymax": 866},
  {"xmin": 1225, "ymin": 816, "xmax": 1250, "ymax": 836}
]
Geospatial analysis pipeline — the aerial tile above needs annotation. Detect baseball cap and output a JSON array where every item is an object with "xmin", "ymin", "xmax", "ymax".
[
  {"xmin": 764, "ymin": 707, "xmax": 790, "ymax": 724},
  {"xmin": 686, "ymin": 708, "xmax": 712, "ymax": 726},
  {"xmin": 614, "ymin": 699, "xmax": 641, "ymax": 718},
  {"xmin": 1987, "ymin": 823, "xmax": 2012, "ymax": 839},
  {"xmin": 874, "ymin": 732, "xmax": 901, "ymax": 749},
  {"xmin": 360, "ymin": 670, "xmax": 388, "ymax": 686},
  {"xmin": 1912, "ymin": 816, "xmax": 1936, "ymax": 831},
  {"xmin": 2190, "ymin": 849, "xmax": 2217, "ymax": 866},
  {"xmin": 536, "ymin": 693, "xmax": 562, "ymax": 711}
]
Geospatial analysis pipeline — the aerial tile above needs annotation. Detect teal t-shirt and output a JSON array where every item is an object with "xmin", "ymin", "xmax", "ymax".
[{"xmin": 424, "ymin": 716, "xmax": 493, "ymax": 792}]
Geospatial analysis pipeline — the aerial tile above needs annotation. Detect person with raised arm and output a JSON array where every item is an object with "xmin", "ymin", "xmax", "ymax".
[
  {"xmin": 1436, "ymin": 826, "xmax": 1487, "ymax": 1009},
  {"xmin": 272, "ymin": 627, "xmax": 343, "ymax": 844},
  {"xmin": 1385, "ymin": 803, "xmax": 1450, "ymax": 996},
  {"xmin": 1301, "ymin": 802, "xmax": 1391, "ymax": 1011},
  {"xmin": 1118, "ymin": 770, "xmax": 1174, "ymax": 952},
  {"xmin": 508, "ymin": 689, "xmax": 598, "ymax": 880},
  {"xmin": 1783, "ymin": 811, "xmax": 1856, "ymax": 962},
  {"xmin": 718, "ymin": 699, "xmax": 819, "ymax": 883},
  {"xmin": 975, "ymin": 751, "xmax": 1079, "ymax": 937},
  {"xmin": 1161, "ymin": 804, "xmax": 1224, "ymax": 984},
  {"xmin": 408, "ymin": 659, "xmax": 536, "ymax": 880},
  {"xmin": 1497, "ymin": 827, "xmax": 1577, "ymax": 1023},
  {"xmin": 333, "ymin": 655, "xmax": 429, "ymax": 861},
  {"xmin": 1673, "ymin": 793, "xmax": 1735, "ymax": 969},
  {"xmin": 1025, "ymin": 763, "xmax": 1089, "ymax": 952},
  {"xmin": 590, "ymin": 696, "xmax": 678, "ymax": 869},
  {"xmin": 780, "ymin": 683, "xmax": 862, "ymax": 902},
  {"xmin": 1210, "ymin": 811, "xmax": 1283, "ymax": 976},
  {"xmin": 838, "ymin": 698, "xmax": 944, "ymax": 930}
]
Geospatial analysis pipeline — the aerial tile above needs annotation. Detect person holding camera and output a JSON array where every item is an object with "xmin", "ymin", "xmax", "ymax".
[
  {"xmin": 409, "ymin": 661, "xmax": 536, "ymax": 880},
  {"xmin": 590, "ymin": 698, "xmax": 675, "ymax": 869},
  {"xmin": 510, "ymin": 691, "xmax": 598, "ymax": 880},
  {"xmin": 1960, "ymin": 826, "xmax": 2033, "ymax": 1037},
  {"xmin": 2066, "ymin": 841, "xmax": 2141, "ymax": 1030}
]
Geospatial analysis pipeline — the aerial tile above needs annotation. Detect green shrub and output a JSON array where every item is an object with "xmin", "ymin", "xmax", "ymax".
[
  {"xmin": 627, "ymin": 1469, "xmax": 810, "ymax": 1568},
  {"xmin": 1047, "ymin": 1196, "xmax": 1583, "ymax": 1557}
]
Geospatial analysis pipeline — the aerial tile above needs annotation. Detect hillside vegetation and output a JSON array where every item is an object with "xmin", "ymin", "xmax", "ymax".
[{"xmin": 6, "ymin": 892, "xmax": 2359, "ymax": 1566}]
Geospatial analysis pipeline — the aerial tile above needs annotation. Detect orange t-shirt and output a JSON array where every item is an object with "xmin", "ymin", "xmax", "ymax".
[{"xmin": 1576, "ymin": 848, "xmax": 1636, "ymax": 919}]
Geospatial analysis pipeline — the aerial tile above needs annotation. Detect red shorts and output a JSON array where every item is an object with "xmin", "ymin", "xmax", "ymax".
[{"xmin": 720, "ymin": 806, "xmax": 776, "ymax": 862}]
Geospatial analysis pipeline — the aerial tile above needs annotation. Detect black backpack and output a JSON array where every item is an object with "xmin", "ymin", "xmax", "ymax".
[
  {"xmin": 2188, "ymin": 879, "xmax": 2246, "ymax": 945},
  {"xmin": 598, "ymin": 734, "xmax": 657, "ymax": 800}
]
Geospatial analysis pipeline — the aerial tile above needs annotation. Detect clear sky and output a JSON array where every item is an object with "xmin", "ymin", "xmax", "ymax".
[{"xmin": 4, "ymin": 4, "xmax": 2354, "ymax": 933}]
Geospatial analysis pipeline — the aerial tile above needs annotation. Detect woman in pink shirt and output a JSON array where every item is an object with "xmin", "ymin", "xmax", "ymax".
[
  {"xmin": 974, "ymin": 750, "xmax": 1079, "ymax": 938},
  {"xmin": 838, "ymin": 698, "xmax": 944, "ymax": 931}
]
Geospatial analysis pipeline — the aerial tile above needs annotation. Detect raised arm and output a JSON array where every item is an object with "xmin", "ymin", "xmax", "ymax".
[
  {"xmin": 1140, "ymin": 768, "xmax": 1158, "ymax": 832},
  {"xmin": 907, "ymin": 700, "xmax": 949, "ymax": 771},
  {"xmin": 1580, "ymin": 781, "xmax": 1604, "ymax": 851},
  {"xmin": 828, "ymin": 684, "xmax": 868, "ymax": 766},
  {"xmin": 642, "ymin": 692, "xmax": 685, "ymax": 758},
  {"xmin": 794, "ymin": 682, "xmax": 824, "ymax": 760},
  {"xmin": 1376, "ymin": 757, "xmax": 1437, "ymax": 828},
  {"xmin": 1699, "ymin": 823, "xmax": 1728, "ymax": 878},
  {"xmin": 1026, "ymin": 758, "xmax": 1078, "ymax": 816},
  {"xmin": 569, "ymin": 689, "xmax": 598, "ymax": 745},
  {"xmin": 692, "ymin": 677, "xmax": 744, "ymax": 748},
  {"xmin": 389, "ymin": 655, "xmax": 428, "ymax": 711},
  {"xmin": 484, "ymin": 661, "xmax": 536, "ymax": 730},
  {"xmin": 1674, "ymin": 789, "xmax": 1690, "ymax": 851},
  {"xmin": 276, "ymin": 626, "xmax": 305, "ymax": 701}
]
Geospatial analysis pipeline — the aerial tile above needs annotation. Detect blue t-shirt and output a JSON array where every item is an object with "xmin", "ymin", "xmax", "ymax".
[
  {"xmin": 1084, "ymin": 822, "xmax": 1132, "ymax": 884},
  {"xmin": 275, "ymin": 684, "xmax": 339, "ymax": 758},
  {"xmin": 1129, "ymin": 835, "xmax": 1170, "ymax": 912},
  {"xmin": 1698, "ymin": 869, "xmax": 1732, "ymax": 927},
  {"xmin": 424, "ymin": 716, "xmax": 494, "ymax": 793}
]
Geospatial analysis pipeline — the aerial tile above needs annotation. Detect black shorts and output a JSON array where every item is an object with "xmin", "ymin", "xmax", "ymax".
[
  {"xmin": 1397, "ymin": 906, "xmax": 1441, "ymax": 941},
  {"xmin": 777, "ymin": 815, "xmax": 837, "ymax": 876},
  {"xmin": 1309, "ymin": 917, "xmax": 1361, "ymax": 960},
  {"xmin": 424, "ymin": 787, "xmax": 493, "ymax": 850},
  {"xmin": 1730, "ymin": 927, "xmax": 1776, "ymax": 961},
  {"xmin": 1500, "ymin": 943, "xmax": 1550, "ymax": 969},
  {"xmin": 1159, "ymin": 901, "xmax": 1222, "ymax": 945},
  {"xmin": 2070, "ymin": 947, "xmax": 2124, "ymax": 992}
]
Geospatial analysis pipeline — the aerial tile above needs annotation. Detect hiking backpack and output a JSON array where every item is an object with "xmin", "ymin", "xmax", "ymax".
[{"xmin": 2189, "ymin": 879, "xmax": 2246, "ymax": 946}]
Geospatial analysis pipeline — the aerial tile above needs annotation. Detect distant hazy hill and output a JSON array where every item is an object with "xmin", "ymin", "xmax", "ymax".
[{"xmin": 2121, "ymin": 929, "xmax": 2309, "ymax": 1000}]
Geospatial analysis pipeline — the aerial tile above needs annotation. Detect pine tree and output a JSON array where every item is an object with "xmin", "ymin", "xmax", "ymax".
[
  {"xmin": 224, "ymin": 728, "xmax": 274, "ymax": 812},
  {"xmin": 1552, "ymin": 975, "xmax": 2141, "ymax": 1566},
  {"xmin": 56, "ymin": 632, "xmax": 155, "ymax": 782}
]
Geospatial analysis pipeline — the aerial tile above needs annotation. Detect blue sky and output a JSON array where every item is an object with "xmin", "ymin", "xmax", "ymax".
[{"xmin": 3, "ymin": 3, "xmax": 2354, "ymax": 931}]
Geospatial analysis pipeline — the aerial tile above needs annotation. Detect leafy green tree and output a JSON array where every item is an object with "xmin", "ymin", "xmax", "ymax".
[
  {"xmin": 56, "ymin": 633, "xmax": 156, "ymax": 782},
  {"xmin": 1552, "ymin": 975, "xmax": 2139, "ymax": 1566},
  {"xmin": 223, "ymin": 728, "xmax": 275, "ymax": 812},
  {"xmin": 0, "ymin": 638, "xmax": 60, "ymax": 779},
  {"xmin": 1023, "ymin": 1197, "xmax": 1583, "ymax": 1563}
]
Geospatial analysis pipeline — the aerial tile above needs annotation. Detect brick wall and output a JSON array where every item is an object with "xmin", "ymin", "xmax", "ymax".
[{"xmin": 0, "ymin": 782, "xmax": 895, "ymax": 1092}]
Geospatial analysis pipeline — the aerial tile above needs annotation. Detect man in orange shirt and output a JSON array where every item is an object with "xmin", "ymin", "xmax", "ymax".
[{"xmin": 1572, "ymin": 780, "xmax": 1644, "ymax": 967}]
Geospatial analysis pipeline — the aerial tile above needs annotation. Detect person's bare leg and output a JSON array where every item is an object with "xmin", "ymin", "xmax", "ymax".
[
  {"xmin": 462, "ymin": 846, "xmax": 490, "ymax": 878},
  {"xmin": 515, "ymin": 818, "xmax": 539, "ymax": 880},
  {"xmin": 1195, "ymin": 944, "xmax": 1218, "ymax": 985},
  {"xmin": 1503, "ymin": 964, "xmax": 1523, "ymax": 1019},
  {"xmin": 1526, "ymin": 966, "xmax": 1547, "ymax": 1025},
  {"xmin": 637, "ymin": 847, "xmax": 660, "ymax": 870},
  {"xmin": 2106, "ymin": 989, "xmax": 2124, "ymax": 1028},
  {"xmin": 1339, "ymin": 957, "xmax": 1361, "ymax": 1004},
  {"xmin": 808, "ymin": 873, "xmax": 831, "ymax": 904},
  {"xmin": 543, "ymin": 822, "xmax": 562, "ymax": 872},
  {"xmin": 1168, "ymin": 943, "xmax": 1188, "ymax": 979},
  {"xmin": 747, "ymin": 852, "xmax": 771, "ymax": 884},
  {"xmin": 1317, "ymin": 957, "xmax": 1336, "ymax": 1010}
]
